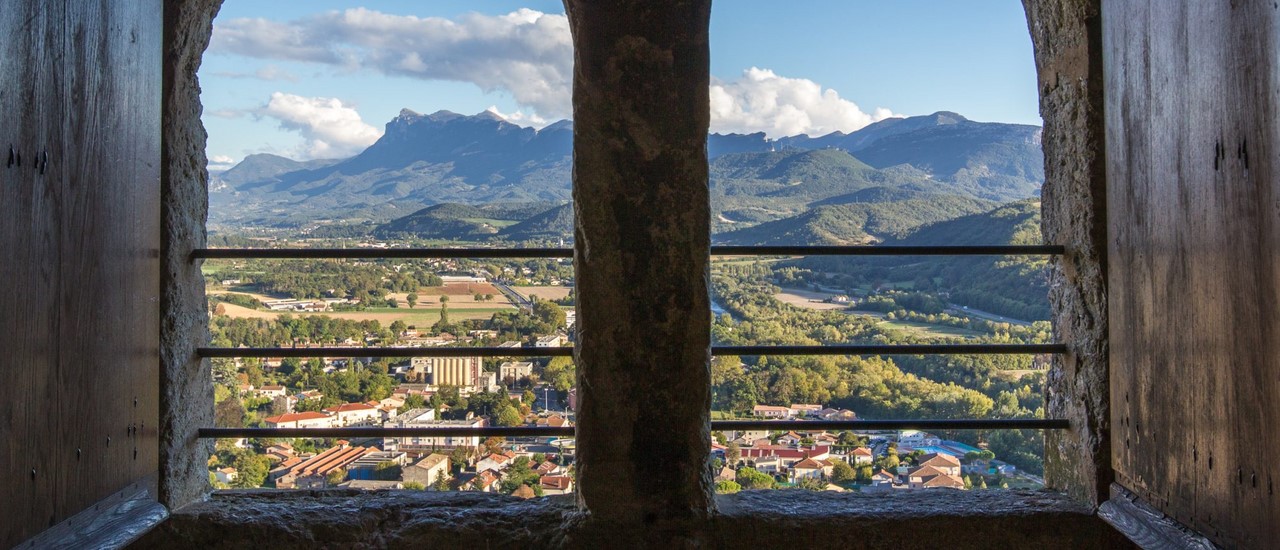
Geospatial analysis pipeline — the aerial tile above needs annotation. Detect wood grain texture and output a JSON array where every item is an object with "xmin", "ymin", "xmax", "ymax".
[
  {"xmin": 1099, "ymin": 484, "xmax": 1219, "ymax": 549},
  {"xmin": 0, "ymin": 1, "xmax": 162, "ymax": 547},
  {"xmin": 1106, "ymin": 1, "xmax": 1280, "ymax": 546}
]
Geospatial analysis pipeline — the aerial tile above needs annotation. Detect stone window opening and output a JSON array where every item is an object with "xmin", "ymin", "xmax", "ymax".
[{"xmin": 149, "ymin": 0, "xmax": 1120, "ymax": 546}]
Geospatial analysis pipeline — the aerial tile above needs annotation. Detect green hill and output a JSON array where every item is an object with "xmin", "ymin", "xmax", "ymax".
[
  {"xmin": 499, "ymin": 203, "xmax": 574, "ymax": 242},
  {"xmin": 373, "ymin": 203, "xmax": 513, "ymax": 240},
  {"xmin": 715, "ymin": 196, "xmax": 994, "ymax": 246},
  {"xmin": 798, "ymin": 200, "xmax": 1050, "ymax": 321}
]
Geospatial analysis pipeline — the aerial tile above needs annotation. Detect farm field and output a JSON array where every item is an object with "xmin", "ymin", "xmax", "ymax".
[
  {"xmin": 773, "ymin": 288, "xmax": 849, "ymax": 310},
  {"xmin": 214, "ymin": 302, "xmax": 508, "ymax": 325},
  {"xmin": 510, "ymin": 285, "xmax": 573, "ymax": 302},
  {"xmin": 873, "ymin": 319, "xmax": 984, "ymax": 339}
]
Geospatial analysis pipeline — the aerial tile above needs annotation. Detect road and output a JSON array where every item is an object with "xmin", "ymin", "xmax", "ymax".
[
  {"xmin": 494, "ymin": 281, "xmax": 533, "ymax": 310},
  {"xmin": 946, "ymin": 304, "xmax": 1033, "ymax": 327}
]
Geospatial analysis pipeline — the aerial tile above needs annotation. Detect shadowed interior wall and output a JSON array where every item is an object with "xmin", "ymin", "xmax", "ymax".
[
  {"xmin": 0, "ymin": 1, "xmax": 163, "ymax": 547},
  {"xmin": 1022, "ymin": 0, "xmax": 1112, "ymax": 507},
  {"xmin": 1105, "ymin": 1, "xmax": 1280, "ymax": 547}
]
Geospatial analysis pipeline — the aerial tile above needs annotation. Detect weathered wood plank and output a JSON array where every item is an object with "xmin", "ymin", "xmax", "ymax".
[
  {"xmin": 1100, "ymin": 484, "xmax": 1219, "ymax": 550},
  {"xmin": 1, "ymin": 1, "xmax": 163, "ymax": 546},
  {"xmin": 1106, "ymin": 0, "xmax": 1280, "ymax": 546}
]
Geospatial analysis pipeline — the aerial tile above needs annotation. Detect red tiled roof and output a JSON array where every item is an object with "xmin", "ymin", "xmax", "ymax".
[
  {"xmin": 264, "ymin": 411, "xmax": 328, "ymax": 424},
  {"xmin": 323, "ymin": 402, "xmax": 376, "ymax": 413},
  {"xmin": 540, "ymin": 475, "xmax": 572, "ymax": 490}
]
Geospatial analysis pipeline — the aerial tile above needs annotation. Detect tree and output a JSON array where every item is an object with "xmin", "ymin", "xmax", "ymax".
[
  {"xmin": 431, "ymin": 472, "xmax": 451, "ymax": 491},
  {"xmin": 795, "ymin": 477, "xmax": 826, "ymax": 491},
  {"xmin": 372, "ymin": 460, "xmax": 402, "ymax": 481},
  {"xmin": 406, "ymin": 293, "xmax": 418, "ymax": 309},
  {"xmin": 830, "ymin": 460, "xmax": 856, "ymax": 483},
  {"xmin": 231, "ymin": 453, "xmax": 271, "ymax": 488},
  {"xmin": 390, "ymin": 320, "xmax": 408, "ymax": 337},
  {"xmin": 386, "ymin": 297, "xmax": 399, "ymax": 308},
  {"xmin": 496, "ymin": 403, "xmax": 524, "ymax": 427},
  {"xmin": 963, "ymin": 475, "xmax": 974, "ymax": 490},
  {"xmin": 726, "ymin": 442, "xmax": 741, "ymax": 466},
  {"xmin": 403, "ymin": 481, "xmax": 426, "ymax": 490},
  {"xmin": 326, "ymin": 468, "xmax": 347, "ymax": 487},
  {"xmin": 214, "ymin": 397, "xmax": 245, "ymax": 428},
  {"xmin": 715, "ymin": 480, "xmax": 742, "ymax": 494},
  {"xmin": 735, "ymin": 467, "xmax": 776, "ymax": 490},
  {"xmin": 439, "ymin": 295, "xmax": 449, "ymax": 304},
  {"xmin": 449, "ymin": 447, "xmax": 472, "ymax": 472}
]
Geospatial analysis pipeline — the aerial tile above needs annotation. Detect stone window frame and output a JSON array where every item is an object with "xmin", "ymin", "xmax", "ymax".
[{"xmin": 158, "ymin": 0, "xmax": 1111, "ymax": 523}]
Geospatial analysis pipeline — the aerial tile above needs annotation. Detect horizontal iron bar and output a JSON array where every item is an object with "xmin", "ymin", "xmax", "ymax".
[
  {"xmin": 710, "ymin": 418, "xmax": 1070, "ymax": 431},
  {"xmin": 713, "ymin": 344, "xmax": 1065, "ymax": 356},
  {"xmin": 197, "ymin": 346, "xmax": 575, "ymax": 358},
  {"xmin": 191, "ymin": 244, "xmax": 1064, "ymax": 261},
  {"xmin": 710, "ymin": 245, "xmax": 1065, "ymax": 256},
  {"xmin": 192, "ymin": 247, "xmax": 573, "ymax": 260},
  {"xmin": 199, "ymin": 426, "xmax": 575, "ymax": 439},
  {"xmin": 197, "ymin": 343, "xmax": 1062, "ymax": 359},
  {"xmin": 197, "ymin": 418, "xmax": 1068, "ymax": 439}
]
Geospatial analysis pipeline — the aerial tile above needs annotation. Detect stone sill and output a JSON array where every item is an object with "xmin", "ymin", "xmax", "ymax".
[{"xmin": 133, "ymin": 489, "xmax": 1133, "ymax": 548}]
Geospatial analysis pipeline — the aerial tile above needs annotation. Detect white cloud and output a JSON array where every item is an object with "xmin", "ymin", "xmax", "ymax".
[
  {"xmin": 207, "ymin": 154, "xmax": 238, "ymax": 171},
  {"xmin": 709, "ymin": 67, "xmax": 901, "ymax": 137},
  {"xmin": 485, "ymin": 105, "xmax": 549, "ymax": 128},
  {"xmin": 211, "ymin": 8, "xmax": 574, "ymax": 119},
  {"xmin": 257, "ymin": 92, "xmax": 383, "ymax": 159}
]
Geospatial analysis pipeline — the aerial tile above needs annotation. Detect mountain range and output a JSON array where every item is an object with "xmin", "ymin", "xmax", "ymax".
[{"xmin": 209, "ymin": 109, "xmax": 1044, "ymax": 237}]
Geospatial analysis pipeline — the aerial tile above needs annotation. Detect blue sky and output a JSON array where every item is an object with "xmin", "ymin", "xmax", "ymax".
[{"xmin": 201, "ymin": 1, "xmax": 1038, "ymax": 168}]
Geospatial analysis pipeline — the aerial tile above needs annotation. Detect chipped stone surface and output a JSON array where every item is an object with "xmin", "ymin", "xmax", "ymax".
[
  {"xmin": 159, "ymin": 0, "xmax": 223, "ymax": 510},
  {"xmin": 133, "ymin": 490, "xmax": 1132, "ymax": 549},
  {"xmin": 1021, "ymin": 0, "xmax": 1112, "ymax": 506},
  {"xmin": 564, "ymin": 0, "xmax": 715, "ymax": 529}
]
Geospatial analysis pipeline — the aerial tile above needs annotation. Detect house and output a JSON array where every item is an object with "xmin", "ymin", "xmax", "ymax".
[
  {"xmin": 255, "ymin": 385, "xmax": 288, "ymax": 398},
  {"xmin": 791, "ymin": 457, "xmax": 833, "ymax": 481},
  {"xmin": 535, "ymin": 335, "xmax": 563, "ymax": 347},
  {"xmin": 850, "ymin": 447, "xmax": 874, "ymax": 465},
  {"xmin": 915, "ymin": 453, "xmax": 962, "ymax": 477},
  {"xmin": 535, "ymin": 414, "xmax": 572, "ymax": 428},
  {"xmin": 476, "ymin": 453, "xmax": 514, "ymax": 473},
  {"xmin": 906, "ymin": 465, "xmax": 965, "ymax": 490},
  {"xmin": 401, "ymin": 453, "xmax": 450, "ymax": 488},
  {"xmin": 788, "ymin": 404, "xmax": 822, "ymax": 417},
  {"xmin": 818, "ymin": 408, "xmax": 858, "ymax": 421},
  {"xmin": 540, "ymin": 475, "xmax": 574, "ymax": 495},
  {"xmin": 466, "ymin": 469, "xmax": 501, "ymax": 492},
  {"xmin": 872, "ymin": 469, "xmax": 898, "ymax": 486},
  {"xmin": 776, "ymin": 431, "xmax": 804, "ymax": 446},
  {"xmin": 264, "ymin": 443, "xmax": 295, "ymax": 463},
  {"xmin": 322, "ymin": 402, "xmax": 381, "ymax": 427},
  {"xmin": 535, "ymin": 461, "xmax": 564, "ymax": 476},
  {"xmin": 714, "ymin": 466, "xmax": 736, "ymax": 483},
  {"xmin": 213, "ymin": 467, "xmax": 238, "ymax": 484},
  {"xmin": 499, "ymin": 361, "xmax": 534, "ymax": 383},
  {"xmin": 263, "ymin": 411, "xmax": 332, "ymax": 429},
  {"xmin": 751, "ymin": 405, "xmax": 791, "ymax": 418}
]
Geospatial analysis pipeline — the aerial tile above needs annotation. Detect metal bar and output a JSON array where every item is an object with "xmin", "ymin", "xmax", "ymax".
[
  {"xmin": 191, "ymin": 247, "xmax": 574, "ymax": 260},
  {"xmin": 710, "ymin": 245, "xmax": 1065, "ymax": 256},
  {"xmin": 197, "ymin": 346, "xmax": 575, "ymax": 358},
  {"xmin": 191, "ymin": 244, "xmax": 1064, "ymax": 261},
  {"xmin": 199, "ymin": 426, "xmax": 575, "ymax": 439},
  {"xmin": 710, "ymin": 418, "xmax": 1070, "ymax": 431},
  {"xmin": 712, "ymin": 343, "xmax": 1065, "ymax": 356},
  {"xmin": 196, "ymin": 418, "xmax": 1069, "ymax": 439},
  {"xmin": 198, "ymin": 343, "xmax": 1061, "ymax": 359}
]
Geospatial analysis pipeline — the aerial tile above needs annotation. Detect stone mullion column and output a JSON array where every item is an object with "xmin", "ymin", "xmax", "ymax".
[{"xmin": 564, "ymin": 0, "xmax": 714, "ymax": 530}]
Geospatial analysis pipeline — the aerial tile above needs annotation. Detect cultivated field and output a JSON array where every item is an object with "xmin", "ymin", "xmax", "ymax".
[
  {"xmin": 510, "ymin": 285, "xmax": 573, "ymax": 302},
  {"xmin": 773, "ymin": 288, "xmax": 849, "ymax": 311},
  {"xmin": 214, "ymin": 302, "xmax": 509, "ymax": 325}
]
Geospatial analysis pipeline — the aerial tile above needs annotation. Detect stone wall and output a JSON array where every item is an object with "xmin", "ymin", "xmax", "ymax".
[
  {"xmin": 159, "ymin": 0, "xmax": 223, "ymax": 511},
  {"xmin": 1021, "ymin": 0, "xmax": 1112, "ymax": 506}
]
